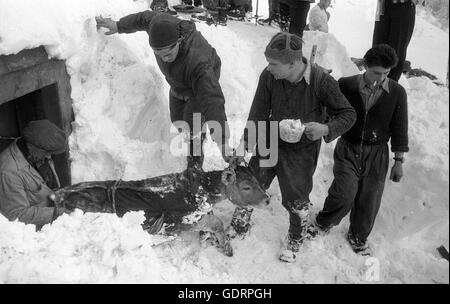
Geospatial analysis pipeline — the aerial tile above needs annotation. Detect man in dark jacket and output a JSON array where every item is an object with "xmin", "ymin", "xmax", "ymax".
[
  {"xmin": 0, "ymin": 120, "xmax": 70, "ymax": 230},
  {"xmin": 315, "ymin": 44, "xmax": 409, "ymax": 255},
  {"xmin": 96, "ymin": 12, "xmax": 232, "ymax": 171},
  {"xmin": 233, "ymin": 33, "xmax": 356, "ymax": 262}
]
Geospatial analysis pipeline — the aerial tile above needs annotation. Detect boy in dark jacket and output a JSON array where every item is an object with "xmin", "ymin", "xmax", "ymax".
[
  {"xmin": 315, "ymin": 44, "xmax": 409, "ymax": 255},
  {"xmin": 232, "ymin": 33, "xmax": 356, "ymax": 262},
  {"xmin": 96, "ymin": 12, "xmax": 232, "ymax": 171}
]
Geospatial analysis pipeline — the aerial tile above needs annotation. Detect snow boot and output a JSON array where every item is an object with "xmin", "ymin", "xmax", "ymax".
[
  {"xmin": 225, "ymin": 206, "xmax": 254, "ymax": 239},
  {"xmin": 347, "ymin": 230, "xmax": 372, "ymax": 256},
  {"xmin": 287, "ymin": 200, "xmax": 318, "ymax": 241},
  {"xmin": 279, "ymin": 233, "xmax": 303, "ymax": 263}
]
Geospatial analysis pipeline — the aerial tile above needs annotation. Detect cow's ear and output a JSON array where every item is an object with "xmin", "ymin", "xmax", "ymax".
[{"xmin": 221, "ymin": 169, "xmax": 236, "ymax": 185}]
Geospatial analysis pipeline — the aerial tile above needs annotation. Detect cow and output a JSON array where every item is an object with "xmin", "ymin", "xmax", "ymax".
[{"xmin": 51, "ymin": 165, "xmax": 269, "ymax": 237}]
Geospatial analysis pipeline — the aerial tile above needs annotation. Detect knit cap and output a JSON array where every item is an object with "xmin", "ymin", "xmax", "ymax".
[
  {"xmin": 22, "ymin": 120, "xmax": 67, "ymax": 154},
  {"xmin": 264, "ymin": 32, "xmax": 303, "ymax": 64},
  {"xmin": 149, "ymin": 19, "xmax": 179, "ymax": 49}
]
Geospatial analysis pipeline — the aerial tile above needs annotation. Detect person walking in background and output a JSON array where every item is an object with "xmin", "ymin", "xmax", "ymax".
[
  {"xmin": 315, "ymin": 44, "xmax": 409, "ymax": 256},
  {"xmin": 308, "ymin": 0, "xmax": 331, "ymax": 33},
  {"xmin": 372, "ymin": 0, "xmax": 426, "ymax": 81}
]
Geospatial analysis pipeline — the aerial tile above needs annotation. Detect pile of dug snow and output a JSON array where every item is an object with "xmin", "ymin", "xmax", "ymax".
[{"xmin": 0, "ymin": 0, "xmax": 448, "ymax": 283}]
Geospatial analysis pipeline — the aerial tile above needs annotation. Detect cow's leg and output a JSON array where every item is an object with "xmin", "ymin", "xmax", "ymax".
[{"xmin": 225, "ymin": 206, "xmax": 254, "ymax": 240}]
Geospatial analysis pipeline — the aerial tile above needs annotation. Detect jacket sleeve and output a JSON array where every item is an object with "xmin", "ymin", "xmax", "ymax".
[
  {"xmin": 390, "ymin": 86, "xmax": 409, "ymax": 152},
  {"xmin": 0, "ymin": 172, "xmax": 55, "ymax": 228},
  {"xmin": 319, "ymin": 74, "xmax": 356, "ymax": 143},
  {"xmin": 244, "ymin": 70, "xmax": 272, "ymax": 152},
  {"xmin": 117, "ymin": 10, "xmax": 158, "ymax": 33},
  {"xmin": 190, "ymin": 62, "xmax": 229, "ymax": 144}
]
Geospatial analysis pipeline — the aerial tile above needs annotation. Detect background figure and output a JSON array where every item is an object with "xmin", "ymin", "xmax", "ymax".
[
  {"xmin": 308, "ymin": 0, "xmax": 331, "ymax": 33},
  {"xmin": 279, "ymin": 0, "xmax": 315, "ymax": 37},
  {"xmin": 372, "ymin": 0, "xmax": 425, "ymax": 81},
  {"xmin": 182, "ymin": 0, "xmax": 203, "ymax": 7},
  {"xmin": 228, "ymin": 0, "xmax": 253, "ymax": 14}
]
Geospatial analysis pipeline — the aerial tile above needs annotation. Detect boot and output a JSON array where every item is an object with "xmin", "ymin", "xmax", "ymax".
[
  {"xmin": 226, "ymin": 206, "xmax": 254, "ymax": 239},
  {"xmin": 347, "ymin": 230, "xmax": 372, "ymax": 256},
  {"xmin": 279, "ymin": 233, "xmax": 303, "ymax": 263},
  {"xmin": 287, "ymin": 200, "xmax": 317, "ymax": 241}
]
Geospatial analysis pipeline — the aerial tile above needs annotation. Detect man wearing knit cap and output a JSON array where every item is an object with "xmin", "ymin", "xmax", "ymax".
[
  {"xmin": 0, "ymin": 120, "xmax": 71, "ymax": 230},
  {"xmin": 232, "ymin": 32, "xmax": 355, "ymax": 262},
  {"xmin": 96, "ymin": 12, "xmax": 232, "ymax": 175}
]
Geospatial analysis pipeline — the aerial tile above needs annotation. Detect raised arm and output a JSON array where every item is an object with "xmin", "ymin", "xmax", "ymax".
[{"xmin": 96, "ymin": 10, "xmax": 158, "ymax": 35}]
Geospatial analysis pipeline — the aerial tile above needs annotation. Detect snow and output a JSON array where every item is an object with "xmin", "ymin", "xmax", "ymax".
[{"xmin": 0, "ymin": 0, "xmax": 448, "ymax": 283}]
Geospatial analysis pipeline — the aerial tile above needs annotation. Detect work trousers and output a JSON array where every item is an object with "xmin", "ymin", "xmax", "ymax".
[
  {"xmin": 372, "ymin": 1, "xmax": 416, "ymax": 81},
  {"xmin": 249, "ymin": 141, "xmax": 321, "ymax": 238},
  {"xmin": 316, "ymin": 138, "xmax": 390, "ymax": 243},
  {"xmin": 279, "ymin": 1, "xmax": 311, "ymax": 38}
]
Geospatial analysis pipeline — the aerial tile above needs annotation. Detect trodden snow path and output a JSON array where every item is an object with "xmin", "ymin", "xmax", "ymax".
[{"xmin": 0, "ymin": 0, "xmax": 448, "ymax": 283}]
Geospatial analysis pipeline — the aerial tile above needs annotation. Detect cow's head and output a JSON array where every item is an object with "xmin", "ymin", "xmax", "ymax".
[{"xmin": 221, "ymin": 165, "xmax": 269, "ymax": 207}]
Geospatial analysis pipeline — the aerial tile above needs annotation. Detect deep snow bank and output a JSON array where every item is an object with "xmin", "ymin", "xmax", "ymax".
[{"xmin": 0, "ymin": 0, "xmax": 448, "ymax": 283}]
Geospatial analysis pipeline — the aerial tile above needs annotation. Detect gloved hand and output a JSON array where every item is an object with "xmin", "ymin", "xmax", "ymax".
[{"xmin": 95, "ymin": 16, "xmax": 118, "ymax": 35}]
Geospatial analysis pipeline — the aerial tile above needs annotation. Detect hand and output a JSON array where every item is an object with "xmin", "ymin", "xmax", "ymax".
[
  {"xmin": 303, "ymin": 122, "xmax": 329, "ymax": 141},
  {"xmin": 390, "ymin": 162, "xmax": 403, "ymax": 182},
  {"xmin": 52, "ymin": 206, "xmax": 71, "ymax": 221},
  {"xmin": 95, "ymin": 16, "xmax": 118, "ymax": 35}
]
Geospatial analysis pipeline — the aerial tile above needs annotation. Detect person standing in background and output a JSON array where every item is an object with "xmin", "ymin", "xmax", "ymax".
[
  {"xmin": 308, "ymin": 0, "xmax": 331, "ymax": 33},
  {"xmin": 372, "ymin": 0, "xmax": 426, "ymax": 81}
]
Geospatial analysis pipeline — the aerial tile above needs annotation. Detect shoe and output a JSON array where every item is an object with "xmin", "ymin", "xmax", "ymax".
[
  {"xmin": 279, "ymin": 233, "xmax": 302, "ymax": 263},
  {"xmin": 314, "ymin": 218, "xmax": 332, "ymax": 234},
  {"xmin": 347, "ymin": 231, "xmax": 372, "ymax": 256}
]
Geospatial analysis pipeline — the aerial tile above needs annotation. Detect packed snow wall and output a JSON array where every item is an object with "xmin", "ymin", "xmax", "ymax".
[{"xmin": 0, "ymin": 0, "xmax": 448, "ymax": 283}]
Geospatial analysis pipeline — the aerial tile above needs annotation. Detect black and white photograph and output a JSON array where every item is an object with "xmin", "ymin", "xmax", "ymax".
[{"xmin": 0, "ymin": 0, "xmax": 448, "ymax": 286}]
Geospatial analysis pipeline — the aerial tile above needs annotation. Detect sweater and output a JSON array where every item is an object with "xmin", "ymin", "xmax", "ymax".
[{"xmin": 339, "ymin": 75, "xmax": 409, "ymax": 152}]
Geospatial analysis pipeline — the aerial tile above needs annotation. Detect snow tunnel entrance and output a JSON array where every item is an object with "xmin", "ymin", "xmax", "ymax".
[{"xmin": 0, "ymin": 47, "xmax": 74, "ymax": 187}]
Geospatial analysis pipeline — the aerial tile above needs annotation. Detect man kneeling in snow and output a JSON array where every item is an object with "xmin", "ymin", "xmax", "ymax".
[
  {"xmin": 230, "ymin": 33, "xmax": 356, "ymax": 263},
  {"xmin": 96, "ymin": 11, "xmax": 234, "ymax": 175},
  {"xmin": 315, "ymin": 44, "xmax": 409, "ymax": 256},
  {"xmin": 0, "ymin": 120, "xmax": 70, "ymax": 230}
]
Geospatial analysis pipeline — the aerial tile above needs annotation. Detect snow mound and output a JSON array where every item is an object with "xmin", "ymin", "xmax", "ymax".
[{"xmin": 0, "ymin": 0, "xmax": 448, "ymax": 283}]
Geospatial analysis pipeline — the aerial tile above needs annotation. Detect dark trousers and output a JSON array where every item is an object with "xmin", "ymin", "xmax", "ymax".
[
  {"xmin": 169, "ymin": 92, "xmax": 205, "ymax": 168},
  {"xmin": 372, "ymin": 1, "xmax": 416, "ymax": 82},
  {"xmin": 249, "ymin": 141, "xmax": 321, "ymax": 237},
  {"xmin": 316, "ymin": 138, "xmax": 390, "ymax": 242},
  {"xmin": 279, "ymin": 1, "xmax": 311, "ymax": 37}
]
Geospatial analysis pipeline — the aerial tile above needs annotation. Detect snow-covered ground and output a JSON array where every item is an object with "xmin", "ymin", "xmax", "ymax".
[{"xmin": 0, "ymin": 0, "xmax": 448, "ymax": 283}]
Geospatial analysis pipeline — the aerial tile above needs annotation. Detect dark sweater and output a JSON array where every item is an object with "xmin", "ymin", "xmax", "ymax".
[
  {"xmin": 117, "ymin": 11, "xmax": 228, "ymax": 142},
  {"xmin": 339, "ymin": 75, "xmax": 409, "ymax": 152},
  {"xmin": 244, "ymin": 63, "xmax": 356, "ymax": 150}
]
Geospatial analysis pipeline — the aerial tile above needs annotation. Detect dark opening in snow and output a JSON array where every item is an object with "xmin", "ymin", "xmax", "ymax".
[{"xmin": 0, "ymin": 47, "xmax": 74, "ymax": 187}]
